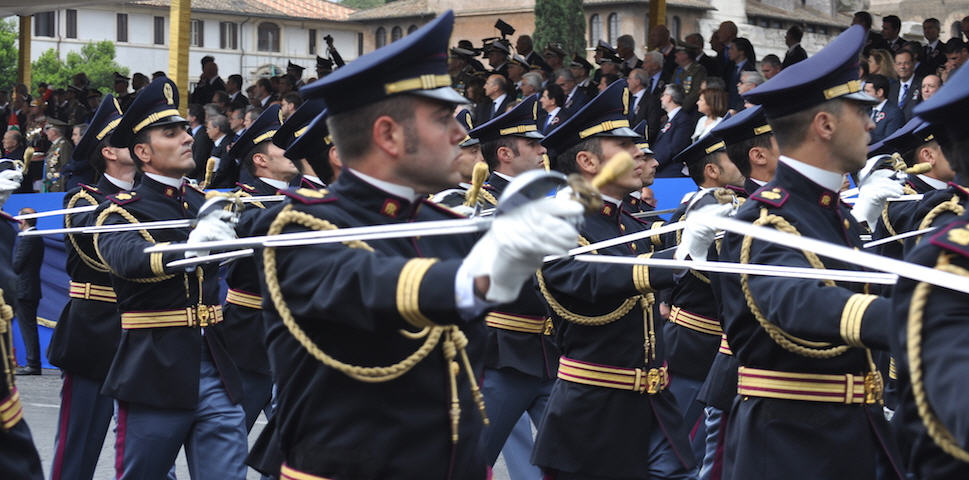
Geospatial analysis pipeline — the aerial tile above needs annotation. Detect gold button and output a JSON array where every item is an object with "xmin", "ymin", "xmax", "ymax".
[{"xmin": 183, "ymin": 202, "xmax": 189, "ymax": 210}]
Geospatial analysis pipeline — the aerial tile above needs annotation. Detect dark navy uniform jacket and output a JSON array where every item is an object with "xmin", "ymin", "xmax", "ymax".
[
  {"xmin": 532, "ymin": 200, "xmax": 695, "ymax": 477},
  {"xmin": 48, "ymin": 177, "xmax": 126, "ymax": 381},
  {"xmin": 482, "ymin": 171, "xmax": 560, "ymax": 380},
  {"xmin": 892, "ymin": 213, "xmax": 969, "ymax": 479},
  {"xmin": 250, "ymin": 170, "xmax": 487, "ymax": 479},
  {"xmin": 718, "ymin": 161, "xmax": 905, "ymax": 479},
  {"xmin": 93, "ymin": 175, "xmax": 243, "ymax": 409}
]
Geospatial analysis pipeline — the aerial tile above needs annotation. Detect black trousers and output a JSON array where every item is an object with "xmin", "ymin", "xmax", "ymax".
[{"xmin": 15, "ymin": 298, "xmax": 40, "ymax": 368}]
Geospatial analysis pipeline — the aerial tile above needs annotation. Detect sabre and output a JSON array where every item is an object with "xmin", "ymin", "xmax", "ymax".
[
  {"xmin": 543, "ymin": 221, "xmax": 686, "ymax": 262},
  {"xmin": 862, "ymin": 226, "xmax": 937, "ymax": 249},
  {"xmin": 151, "ymin": 152, "xmax": 639, "ymax": 268},
  {"xmin": 631, "ymin": 207, "xmax": 678, "ymax": 218},
  {"xmin": 573, "ymin": 255, "xmax": 898, "ymax": 284},
  {"xmin": 691, "ymin": 212, "xmax": 969, "ymax": 294}
]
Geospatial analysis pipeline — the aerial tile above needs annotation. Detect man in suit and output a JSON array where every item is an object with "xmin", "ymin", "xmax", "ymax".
[
  {"xmin": 782, "ymin": 25, "xmax": 808, "ymax": 69},
  {"xmin": 865, "ymin": 74, "xmax": 905, "ymax": 143},
  {"xmin": 854, "ymin": 11, "xmax": 888, "ymax": 55},
  {"xmin": 652, "ymin": 84, "xmax": 695, "ymax": 177},
  {"xmin": 190, "ymin": 56, "xmax": 226, "ymax": 105},
  {"xmin": 474, "ymin": 74, "xmax": 512, "ymax": 124},
  {"xmin": 556, "ymin": 69, "xmax": 589, "ymax": 118},
  {"xmin": 188, "ymin": 104, "xmax": 212, "ymax": 181},
  {"xmin": 882, "ymin": 15, "xmax": 905, "ymax": 54},
  {"xmin": 14, "ymin": 209, "xmax": 43, "ymax": 375},
  {"xmin": 890, "ymin": 49, "xmax": 922, "ymax": 121},
  {"xmin": 618, "ymin": 34, "xmax": 644, "ymax": 76},
  {"xmin": 686, "ymin": 33, "xmax": 722, "ymax": 79},
  {"xmin": 715, "ymin": 21, "xmax": 738, "ymax": 73},
  {"xmin": 922, "ymin": 18, "xmax": 946, "ymax": 75},
  {"xmin": 225, "ymin": 75, "xmax": 249, "ymax": 111},
  {"xmin": 641, "ymin": 51, "xmax": 667, "ymax": 141},
  {"xmin": 205, "ymin": 114, "xmax": 237, "ymax": 188},
  {"xmin": 538, "ymin": 83, "xmax": 566, "ymax": 133}
]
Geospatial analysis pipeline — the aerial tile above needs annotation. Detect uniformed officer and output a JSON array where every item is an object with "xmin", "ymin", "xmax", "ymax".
[
  {"xmin": 273, "ymin": 98, "xmax": 336, "ymax": 189},
  {"xmin": 890, "ymin": 61, "xmax": 969, "ymax": 480},
  {"xmin": 431, "ymin": 108, "xmax": 485, "ymax": 209},
  {"xmin": 0, "ymin": 163, "xmax": 43, "ymax": 479},
  {"xmin": 248, "ymin": 11, "xmax": 581, "ymax": 479},
  {"xmin": 93, "ymin": 77, "xmax": 248, "ymax": 479},
  {"xmin": 465, "ymin": 93, "xmax": 560, "ymax": 477},
  {"xmin": 621, "ymin": 120, "xmax": 655, "ymax": 214},
  {"xmin": 694, "ymin": 104, "xmax": 779, "ymax": 480},
  {"xmin": 44, "ymin": 118, "xmax": 74, "ymax": 192},
  {"xmin": 716, "ymin": 25, "xmax": 906, "ymax": 479},
  {"xmin": 532, "ymin": 78, "xmax": 699, "ymax": 479},
  {"xmin": 46, "ymin": 94, "xmax": 137, "ymax": 480}
]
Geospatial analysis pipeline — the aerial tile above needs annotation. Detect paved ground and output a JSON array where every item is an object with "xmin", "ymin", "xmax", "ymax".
[{"xmin": 15, "ymin": 369, "xmax": 513, "ymax": 479}]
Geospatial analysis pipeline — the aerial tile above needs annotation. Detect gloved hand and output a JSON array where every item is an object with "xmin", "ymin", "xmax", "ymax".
[
  {"xmin": 463, "ymin": 197, "xmax": 583, "ymax": 303},
  {"xmin": 185, "ymin": 209, "xmax": 238, "ymax": 260},
  {"xmin": 450, "ymin": 204, "xmax": 476, "ymax": 217},
  {"xmin": 0, "ymin": 169, "xmax": 23, "ymax": 208},
  {"xmin": 675, "ymin": 203, "xmax": 734, "ymax": 261},
  {"xmin": 850, "ymin": 173, "xmax": 903, "ymax": 227}
]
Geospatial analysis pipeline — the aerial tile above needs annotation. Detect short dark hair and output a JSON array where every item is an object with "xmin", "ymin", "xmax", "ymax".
[
  {"xmin": 212, "ymin": 90, "xmax": 229, "ymax": 104},
  {"xmin": 543, "ymin": 83, "xmax": 565, "ymax": 108},
  {"xmin": 939, "ymin": 131, "xmax": 969, "ymax": 176},
  {"xmin": 762, "ymin": 54, "xmax": 781, "ymax": 68},
  {"xmin": 242, "ymin": 140, "xmax": 270, "ymax": 176},
  {"xmin": 865, "ymin": 74, "xmax": 890, "ymax": 98},
  {"xmin": 601, "ymin": 73, "xmax": 620, "ymax": 87},
  {"xmin": 770, "ymin": 100, "xmax": 844, "ymax": 151},
  {"xmin": 90, "ymin": 136, "xmax": 110, "ymax": 176},
  {"xmin": 687, "ymin": 152, "xmax": 723, "ymax": 185},
  {"xmin": 883, "ymin": 15, "xmax": 901, "ymax": 32},
  {"xmin": 945, "ymin": 39, "xmax": 968, "ymax": 54},
  {"xmin": 853, "ymin": 11, "xmax": 873, "ymax": 30},
  {"xmin": 282, "ymin": 92, "xmax": 303, "ymax": 106},
  {"xmin": 227, "ymin": 74, "xmax": 243, "ymax": 90},
  {"xmin": 552, "ymin": 137, "xmax": 602, "ymax": 175},
  {"xmin": 481, "ymin": 137, "xmax": 520, "ymax": 170},
  {"xmin": 257, "ymin": 77, "xmax": 273, "ymax": 93},
  {"xmin": 724, "ymin": 133, "xmax": 774, "ymax": 178},
  {"xmin": 787, "ymin": 25, "xmax": 803, "ymax": 42},
  {"xmin": 188, "ymin": 104, "xmax": 205, "ymax": 123},
  {"xmin": 924, "ymin": 18, "xmax": 941, "ymax": 28},
  {"xmin": 327, "ymin": 95, "xmax": 418, "ymax": 162}
]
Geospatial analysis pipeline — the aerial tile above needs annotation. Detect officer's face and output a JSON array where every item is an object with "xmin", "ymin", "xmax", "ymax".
[
  {"xmin": 140, "ymin": 124, "xmax": 195, "ymax": 177},
  {"xmin": 455, "ymin": 144, "xmax": 483, "ymax": 180},
  {"xmin": 262, "ymin": 143, "xmax": 299, "ymax": 182},
  {"xmin": 831, "ymin": 100, "xmax": 875, "ymax": 174},
  {"xmin": 598, "ymin": 137, "xmax": 647, "ymax": 196},
  {"xmin": 395, "ymin": 97, "xmax": 466, "ymax": 194},
  {"xmin": 713, "ymin": 153, "xmax": 745, "ymax": 187},
  {"xmin": 507, "ymin": 137, "xmax": 546, "ymax": 176}
]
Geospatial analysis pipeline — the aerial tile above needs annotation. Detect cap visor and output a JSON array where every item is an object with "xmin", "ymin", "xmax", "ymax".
[
  {"xmin": 843, "ymin": 91, "xmax": 879, "ymax": 105},
  {"xmin": 149, "ymin": 115, "xmax": 189, "ymax": 129},
  {"xmin": 411, "ymin": 87, "xmax": 470, "ymax": 105},
  {"xmin": 460, "ymin": 138, "xmax": 481, "ymax": 147},
  {"xmin": 518, "ymin": 131, "xmax": 545, "ymax": 140},
  {"xmin": 596, "ymin": 127, "xmax": 640, "ymax": 138}
]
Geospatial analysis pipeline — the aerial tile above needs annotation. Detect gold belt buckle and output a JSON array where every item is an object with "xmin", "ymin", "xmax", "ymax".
[
  {"xmin": 646, "ymin": 368, "xmax": 662, "ymax": 394},
  {"xmin": 864, "ymin": 371, "xmax": 883, "ymax": 404},
  {"xmin": 196, "ymin": 306, "xmax": 210, "ymax": 327},
  {"xmin": 543, "ymin": 318, "xmax": 554, "ymax": 336},
  {"xmin": 83, "ymin": 283, "xmax": 91, "ymax": 300}
]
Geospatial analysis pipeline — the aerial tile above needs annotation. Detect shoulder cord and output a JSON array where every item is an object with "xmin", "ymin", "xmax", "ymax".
[
  {"xmin": 262, "ymin": 205, "xmax": 487, "ymax": 442},
  {"xmin": 915, "ymin": 195, "xmax": 966, "ymax": 245},
  {"xmin": 235, "ymin": 191, "xmax": 265, "ymax": 210},
  {"xmin": 536, "ymin": 235, "xmax": 641, "ymax": 326},
  {"xmin": 740, "ymin": 208, "xmax": 850, "ymax": 358},
  {"xmin": 65, "ymin": 190, "xmax": 110, "ymax": 272},
  {"xmin": 92, "ymin": 205, "xmax": 176, "ymax": 283},
  {"xmin": 907, "ymin": 253, "xmax": 969, "ymax": 462},
  {"xmin": 0, "ymin": 289, "xmax": 15, "ymax": 390},
  {"xmin": 879, "ymin": 185, "xmax": 919, "ymax": 243}
]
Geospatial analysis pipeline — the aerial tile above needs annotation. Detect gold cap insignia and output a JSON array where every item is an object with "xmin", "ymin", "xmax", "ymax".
[{"xmin": 163, "ymin": 83, "xmax": 174, "ymax": 105}]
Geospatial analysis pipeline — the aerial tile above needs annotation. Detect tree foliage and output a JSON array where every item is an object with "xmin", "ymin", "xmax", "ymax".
[
  {"xmin": 31, "ymin": 41, "xmax": 128, "ymax": 94},
  {"xmin": 341, "ymin": 0, "xmax": 387, "ymax": 10},
  {"xmin": 534, "ymin": 0, "xmax": 586, "ymax": 58},
  {"xmin": 0, "ymin": 20, "xmax": 18, "ymax": 89}
]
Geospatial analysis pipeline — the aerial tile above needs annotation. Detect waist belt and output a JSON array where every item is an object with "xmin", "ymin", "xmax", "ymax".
[
  {"xmin": 280, "ymin": 464, "xmax": 331, "ymax": 480},
  {"xmin": 558, "ymin": 356, "xmax": 669, "ymax": 394},
  {"xmin": 68, "ymin": 281, "xmax": 117, "ymax": 303},
  {"xmin": 669, "ymin": 305, "xmax": 722, "ymax": 336},
  {"xmin": 225, "ymin": 288, "xmax": 262, "ymax": 310},
  {"xmin": 738, "ymin": 366, "xmax": 880, "ymax": 404},
  {"xmin": 485, "ymin": 311, "xmax": 552, "ymax": 335},
  {"xmin": 1, "ymin": 387, "xmax": 23, "ymax": 429},
  {"xmin": 121, "ymin": 305, "xmax": 223, "ymax": 329},
  {"xmin": 719, "ymin": 333, "xmax": 732, "ymax": 355}
]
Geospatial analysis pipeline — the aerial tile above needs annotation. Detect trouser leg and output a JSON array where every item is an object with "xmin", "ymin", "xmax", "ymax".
[
  {"xmin": 481, "ymin": 368, "xmax": 539, "ymax": 465},
  {"xmin": 50, "ymin": 373, "xmax": 114, "ymax": 480},
  {"xmin": 15, "ymin": 299, "xmax": 40, "ymax": 368},
  {"xmin": 183, "ymin": 357, "xmax": 248, "ymax": 480},
  {"xmin": 115, "ymin": 400, "xmax": 193, "ymax": 480}
]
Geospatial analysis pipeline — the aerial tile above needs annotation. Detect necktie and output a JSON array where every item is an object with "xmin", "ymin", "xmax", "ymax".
[
  {"xmin": 648, "ymin": 78, "xmax": 655, "ymax": 95},
  {"xmin": 899, "ymin": 83, "xmax": 909, "ymax": 107}
]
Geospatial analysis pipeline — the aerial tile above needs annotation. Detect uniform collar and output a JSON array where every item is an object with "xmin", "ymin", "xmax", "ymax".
[
  {"xmin": 104, "ymin": 173, "xmax": 134, "ymax": 191},
  {"xmin": 778, "ymin": 155, "xmax": 844, "ymax": 193},
  {"xmin": 917, "ymin": 174, "xmax": 948, "ymax": 190},
  {"xmin": 259, "ymin": 177, "xmax": 289, "ymax": 191},
  {"xmin": 486, "ymin": 171, "xmax": 511, "ymax": 196},
  {"xmin": 599, "ymin": 193, "xmax": 622, "ymax": 217},
  {"xmin": 335, "ymin": 169, "xmax": 426, "ymax": 219},
  {"xmin": 143, "ymin": 171, "xmax": 184, "ymax": 188},
  {"xmin": 349, "ymin": 168, "xmax": 422, "ymax": 202}
]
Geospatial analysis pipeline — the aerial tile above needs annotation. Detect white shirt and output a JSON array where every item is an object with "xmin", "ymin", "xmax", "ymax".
[
  {"xmin": 631, "ymin": 89, "xmax": 645, "ymax": 113},
  {"xmin": 927, "ymin": 39, "xmax": 939, "ymax": 50},
  {"xmin": 104, "ymin": 173, "xmax": 134, "ymax": 191},
  {"xmin": 779, "ymin": 155, "xmax": 844, "ymax": 192},
  {"xmin": 897, "ymin": 77, "xmax": 914, "ymax": 105},
  {"xmin": 213, "ymin": 134, "xmax": 227, "ymax": 147},
  {"xmin": 492, "ymin": 93, "xmax": 507, "ymax": 114},
  {"xmin": 872, "ymin": 99, "xmax": 887, "ymax": 116},
  {"xmin": 259, "ymin": 177, "xmax": 288, "ymax": 191},
  {"xmin": 917, "ymin": 174, "xmax": 947, "ymax": 190},
  {"xmin": 492, "ymin": 171, "xmax": 515, "ymax": 183},
  {"xmin": 144, "ymin": 172, "xmax": 183, "ymax": 188},
  {"xmin": 691, "ymin": 115, "xmax": 723, "ymax": 142},
  {"xmin": 666, "ymin": 106, "xmax": 682, "ymax": 122},
  {"xmin": 350, "ymin": 168, "xmax": 421, "ymax": 202},
  {"xmin": 303, "ymin": 174, "xmax": 323, "ymax": 186},
  {"xmin": 787, "ymin": 43, "xmax": 801, "ymax": 53},
  {"xmin": 749, "ymin": 177, "xmax": 767, "ymax": 187}
]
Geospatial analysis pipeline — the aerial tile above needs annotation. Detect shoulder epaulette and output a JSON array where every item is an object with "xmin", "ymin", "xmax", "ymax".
[
  {"xmin": 750, "ymin": 186, "xmax": 789, "ymax": 208},
  {"xmin": 724, "ymin": 184, "xmax": 749, "ymax": 198},
  {"xmin": 107, "ymin": 191, "xmax": 139, "ymax": 205},
  {"xmin": 420, "ymin": 198, "xmax": 466, "ymax": 218},
  {"xmin": 948, "ymin": 183, "xmax": 969, "ymax": 198},
  {"xmin": 280, "ymin": 187, "xmax": 335, "ymax": 205},
  {"xmin": 0, "ymin": 211, "xmax": 15, "ymax": 223},
  {"xmin": 235, "ymin": 182, "xmax": 257, "ymax": 194},
  {"xmin": 183, "ymin": 183, "xmax": 206, "ymax": 195},
  {"xmin": 79, "ymin": 183, "xmax": 101, "ymax": 195},
  {"xmin": 930, "ymin": 220, "xmax": 969, "ymax": 257}
]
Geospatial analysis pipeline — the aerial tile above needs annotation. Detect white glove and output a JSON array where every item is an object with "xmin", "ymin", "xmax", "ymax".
[
  {"xmin": 675, "ymin": 203, "xmax": 734, "ymax": 261},
  {"xmin": 850, "ymin": 174, "xmax": 903, "ymax": 226},
  {"xmin": 185, "ymin": 209, "xmax": 238, "ymax": 260},
  {"xmin": 0, "ymin": 169, "xmax": 22, "ymax": 208},
  {"xmin": 463, "ymin": 197, "xmax": 583, "ymax": 303},
  {"xmin": 450, "ymin": 204, "xmax": 476, "ymax": 217}
]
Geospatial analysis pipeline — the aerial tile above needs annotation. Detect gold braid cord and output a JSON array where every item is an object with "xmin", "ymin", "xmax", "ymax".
[
  {"xmin": 93, "ymin": 205, "xmax": 176, "ymax": 283},
  {"xmin": 261, "ymin": 205, "xmax": 487, "ymax": 441},
  {"xmin": 916, "ymin": 195, "xmax": 966, "ymax": 245},
  {"xmin": 537, "ymin": 236, "xmax": 640, "ymax": 326},
  {"xmin": 879, "ymin": 185, "xmax": 918, "ymax": 242},
  {"xmin": 740, "ymin": 208, "xmax": 850, "ymax": 358},
  {"xmin": 465, "ymin": 189, "xmax": 498, "ymax": 208},
  {"xmin": 65, "ymin": 190, "xmax": 110, "ymax": 272},
  {"xmin": 907, "ymin": 253, "xmax": 969, "ymax": 462},
  {"xmin": 0, "ymin": 289, "xmax": 14, "ymax": 389}
]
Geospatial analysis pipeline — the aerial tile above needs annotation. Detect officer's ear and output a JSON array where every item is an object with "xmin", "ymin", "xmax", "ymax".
[
  {"xmin": 132, "ymin": 142, "xmax": 153, "ymax": 166},
  {"xmin": 372, "ymin": 115, "xmax": 405, "ymax": 159},
  {"xmin": 575, "ymin": 150, "xmax": 600, "ymax": 176},
  {"xmin": 748, "ymin": 146, "xmax": 768, "ymax": 168}
]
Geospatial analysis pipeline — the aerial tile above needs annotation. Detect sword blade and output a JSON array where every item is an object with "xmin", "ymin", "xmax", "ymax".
[
  {"xmin": 15, "ymin": 205, "xmax": 97, "ymax": 220},
  {"xmin": 863, "ymin": 227, "xmax": 937, "ymax": 249},
  {"xmin": 20, "ymin": 219, "xmax": 195, "ymax": 236},
  {"xmin": 631, "ymin": 207, "xmax": 678, "ymax": 218},
  {"xmin": 692, "ymin": 212, "xmax": 969, "ymax": 294},
  {"xmin": 166, "ymin": 249, "xmax": 256, "ymax": 269},
  {"xmin": 543, "ymin": 221, "xmax": 686, "ymax": 262},
  {"xmin": 573, "ymin": 255, "xmax": 898, "ymax": 284}
]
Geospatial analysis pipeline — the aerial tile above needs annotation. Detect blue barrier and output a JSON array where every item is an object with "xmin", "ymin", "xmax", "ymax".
[{"xmin": 1, "ymin": 177, "xmax": 699, "ymax": 370}]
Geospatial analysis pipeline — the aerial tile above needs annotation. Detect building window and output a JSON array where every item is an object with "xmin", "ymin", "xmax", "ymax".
[
  {"xmin": 220, "ymin": 22, "xmax": 238, "ymax": 50},
  {"xmin": 375, "ymin": 27, "xmax": 386, "ymax": 48},
  {"xmin": 391, "ymin": 26, "xmax": 403, "ymax": 42},
  {"xmin": 257, "ymin": 22, "xmax": 280, "ymax": 52},
  {"xmin": 357, "ymin": 32, "xmax": 364, "ymax": 55},
  {"xmin": 153, "ymin": 16, "xmax": 165, "ymax": 45},
  {"xmin": 66, "ymin": 10, "xmax": 77, "ymax": 39},
  {"xmin": 607, "ymin": 13, "xmax": 619, "ymax": 46},
  {"xmin": 34, "ymin": 11, "xmax": 55, "ymax": 37},
  {"xmin": 309, "ymin": 29, "xmax": 317, "ymax": 54},
  {"xmin": 117, "ymin": 13, "xmax": 128, "ymax": 42},
  {"xmin": 407, "ymin": 24, "xmax": 418, "ymax": 34},
  {"xmin": 191, "ymin": 19, "xmax": 204, "ymax": 47},
  {"xmin": 589, "ymin": 14, "xmax": 601, "ymax": 46},
  {"xmin": 671, "ymin": 16, "xmax": 681, "ymax": 41}
]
